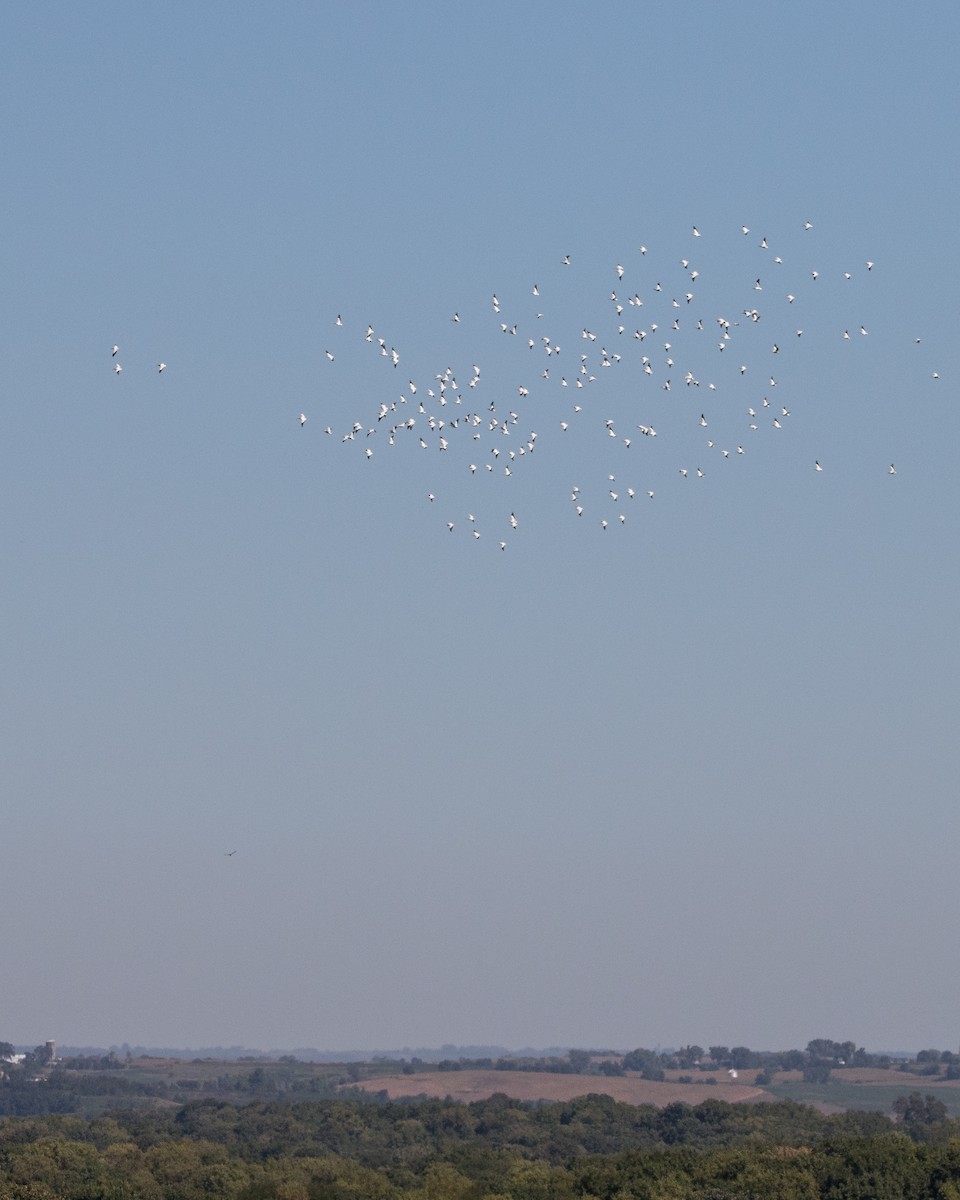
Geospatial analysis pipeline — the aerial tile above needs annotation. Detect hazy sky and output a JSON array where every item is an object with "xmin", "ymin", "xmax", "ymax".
[{"xmin": 2, "ymin": 1, "xmax": 958, "ymax": 1056}]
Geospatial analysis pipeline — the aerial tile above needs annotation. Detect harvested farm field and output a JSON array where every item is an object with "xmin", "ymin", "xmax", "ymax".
[{"xmin": 351, "ymin": 1069, "xmax": 766, "ymax": 1106}]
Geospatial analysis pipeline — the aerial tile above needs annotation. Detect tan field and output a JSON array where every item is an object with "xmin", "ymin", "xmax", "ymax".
[{"xmin": 352, "ymin": 1069, "xmax": 766, "ymax": 1106}]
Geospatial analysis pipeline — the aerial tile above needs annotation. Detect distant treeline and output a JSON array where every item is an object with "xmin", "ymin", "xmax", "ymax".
[
  {"xmin": 0, "ymin": 1093, "xmax": 959, "ymax": 1199},
  {"xmin": 55, "ymin": 1044, "xmax": 522, "ymax": 1063},
  {"xmin": 0, "ymin": 1063, "xmax": 347, "ymax": 1117},
  {"xmin": 430, "ymin": 1039, "xmax": 960, "ymax": 1084},
  {"xmin": 5, "ymin": 1036, "xmax": 960, "ymax": 1120}
]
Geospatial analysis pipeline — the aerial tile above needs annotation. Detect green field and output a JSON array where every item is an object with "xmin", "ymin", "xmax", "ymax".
[{"xmin": 766, "ymin": 1079, "xmax": 960, "ymax": 1117}]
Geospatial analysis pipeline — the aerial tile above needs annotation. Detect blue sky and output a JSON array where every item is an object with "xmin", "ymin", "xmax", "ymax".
[{"xmin": 2, "ymin": 1, "xmax": 958, "ymax": 1055}]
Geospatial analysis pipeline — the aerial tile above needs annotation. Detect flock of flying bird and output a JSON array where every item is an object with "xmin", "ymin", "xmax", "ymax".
[
  {"xmin": 110, "ymin": 344, "xmax": 165, "ymax": 376},
  {"xmin": 113, "ymin": 221, "xmax": 940, "ymax": 546}
]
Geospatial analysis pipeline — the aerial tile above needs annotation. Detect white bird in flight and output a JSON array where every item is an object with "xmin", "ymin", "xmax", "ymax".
[{"xmin": 276, "ymin": 222, "xmax": 911, "ymax": 548}]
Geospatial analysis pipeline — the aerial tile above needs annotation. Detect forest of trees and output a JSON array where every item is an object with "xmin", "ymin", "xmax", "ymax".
[
  {"xmin": 4, "ymin": 1037, "xmax": 960, "ymax": 1196},
  {"xmin": 0, "ymin": 1093, "xmax": 959, "ymax": 1199}
]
